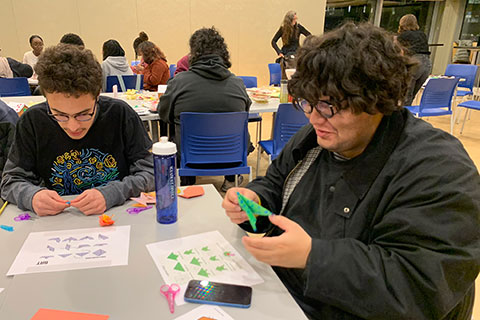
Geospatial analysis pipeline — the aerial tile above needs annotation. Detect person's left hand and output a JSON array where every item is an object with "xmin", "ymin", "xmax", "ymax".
[
  {"xmin": 242, "ymin": 215, "xmax": 312, "ymax": 268},
  {"xmin": 70, "ymin": 189, "xmax": 106, "ymax": 215}
]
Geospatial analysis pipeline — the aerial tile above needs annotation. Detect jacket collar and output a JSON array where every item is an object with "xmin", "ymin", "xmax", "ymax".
[{"xmin": 292, "ymin": 110, "xmax": 407, "ymax": 199}]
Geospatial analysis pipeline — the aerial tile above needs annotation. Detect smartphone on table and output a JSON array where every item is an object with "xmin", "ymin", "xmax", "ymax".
[{"xmin": 184, "ymin": 279, "xmax": 252, "ymax": 308}]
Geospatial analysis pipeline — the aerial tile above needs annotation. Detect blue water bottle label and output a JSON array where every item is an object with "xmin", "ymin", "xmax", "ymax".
[{"xmin": 154, "ymin": 154, "xmax": 178, "ymax": 224}]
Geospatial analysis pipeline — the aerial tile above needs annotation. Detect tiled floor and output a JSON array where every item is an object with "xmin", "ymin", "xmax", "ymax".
[{"xmin": 196, "ymin": 107, "xmax": 480, "ymax": 317}]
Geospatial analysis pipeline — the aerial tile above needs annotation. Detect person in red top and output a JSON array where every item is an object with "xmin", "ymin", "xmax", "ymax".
[{"xmin": 136, "ymin": 41, "xmax": 169, "ymax": 91}]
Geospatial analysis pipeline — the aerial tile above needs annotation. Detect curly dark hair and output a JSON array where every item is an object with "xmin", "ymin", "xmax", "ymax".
[
  {"xmin": 59, "ymin": 33, "xmax": 85, "ymax": 48},
  {"xmin": 189, "ymin": 27, "xmax": 231, "ymax": 68},
  {"xmin": 289, "ymin": 22, "xmax": 417, "ymax": 115},
  {"xmin": 35, "ymin": 44, "xmax": 102, "ymax": 98},
  {"xmin": 137, "ymin": 41, "xmax": 167, "ymax": 65}
]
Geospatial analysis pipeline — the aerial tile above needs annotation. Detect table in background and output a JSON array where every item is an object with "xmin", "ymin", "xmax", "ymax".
[{"xmin": 0, "ymin": 184, "xmax": 307, "ymax": 320}]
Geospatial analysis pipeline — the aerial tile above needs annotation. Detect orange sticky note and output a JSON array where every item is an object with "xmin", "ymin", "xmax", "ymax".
[
  {"xmin": 31, "ymin": 308, "xmax": 109, "ymax": 320},
  {"xmin": 178, "ymin": 186, "xmax": 205, "ymax": 199}
]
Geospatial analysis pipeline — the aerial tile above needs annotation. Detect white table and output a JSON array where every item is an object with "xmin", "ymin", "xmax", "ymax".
[{"xmin": 0, "ymin": 184, "xmax": 307, "ymax": 319}]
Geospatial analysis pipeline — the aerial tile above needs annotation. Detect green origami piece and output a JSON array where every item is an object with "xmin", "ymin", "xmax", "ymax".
[{"xmin": 237, "ymin": 192, "xmax": 273, "ymax": 232}]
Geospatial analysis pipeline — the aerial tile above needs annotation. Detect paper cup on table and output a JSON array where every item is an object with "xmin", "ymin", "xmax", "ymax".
[
  {"xmin": 285, "ymin": 68, "xmax": 296, "ymax": 80},
  {"xmin": 245, "ymin": 231, "xmax": 266, "ymax": 238},
  {"xmin": 158, "ymin": 85, "xmax": 167, "ymax": 98}
]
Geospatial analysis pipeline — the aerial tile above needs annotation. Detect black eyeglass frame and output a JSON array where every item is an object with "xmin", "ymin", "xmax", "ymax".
[
  {"xmin": 46, "ymin": 99, "xmax": 98, "ymax": 122},
  {"xmin": 295, "ymin": 98, "xmax": 340, "ymax": 119}
]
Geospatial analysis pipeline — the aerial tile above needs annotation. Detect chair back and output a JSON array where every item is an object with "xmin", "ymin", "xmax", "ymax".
[
  {"xmin": 444, "ymin": 64, "xmax": 478, "ymax": 91},
  {"xmin": 238, "ymin": 76, "xmax": 257, "ymax": 88},
  {"xmin": 169, "ymin": 64, "xmax": 176, "ymax": 79},
  {"xmin": 268, "ymin": 63, "xmax": 281, "ymax": 86},
  {"xmin": 105, "ymin": 75, "xmax": 143, "ymax": 92},
  {"xmin": 180, "ymin": 112, "xmax": 249, "ymax": 168},
  {"xmin": 0, "ymin": 78, "xmax": 30, "ymax": 97},
  {"xmin": 418, "ymin": 77, "xmax": 460, "ymax": 113},
  {"xmin": 272, "ymin": 103, "xmax": 309, "ymax": 154}
]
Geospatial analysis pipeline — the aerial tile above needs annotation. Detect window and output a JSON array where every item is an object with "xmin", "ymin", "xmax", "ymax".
[{"xmin": 460, "ymin": 0, "xmax": 480, "ymax": 41}]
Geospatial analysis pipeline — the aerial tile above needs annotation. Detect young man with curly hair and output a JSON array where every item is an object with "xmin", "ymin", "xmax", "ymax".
[
  {"xmin": 158, "ymin": 27, "xmax": 251, "ymax": 189},
  {"xmin": 222, "ymin": 23, "xmax": 480, "ymax": 319},
  {"xmin": 1, "ymin": 44, "xmax": 154, "ymax": 216}
]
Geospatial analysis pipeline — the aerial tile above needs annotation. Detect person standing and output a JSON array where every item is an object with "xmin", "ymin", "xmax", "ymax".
[
  {"xmin": 396, "ymin": 14, "xmax": 432, "ymax": 106},
  {"xmin": 271, "ymin": 10, "xmax": 311, "ymax": 78},
  {"xmin": 22, "ymin": 35, "xmax": 44, "ymax": 79}
]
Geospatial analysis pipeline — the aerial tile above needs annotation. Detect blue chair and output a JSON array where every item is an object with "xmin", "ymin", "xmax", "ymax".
[
  {"xmin": 0, "ymin": 78, "xmax": 30, "ymax": 97},
  {"xmin": 456, "ymin": 100, "xmax": 480, "ymax": 134},
  {"xmin": 256, "ymin": 103, "xmax": 308, "ymax": 177},
  {"xmin": 237, "ymin": 76, "xmax": 263, "ymax": 145},
  {"xmin": 169, "ymin": 64, "xmax": 176, "ymax": 78},
  {"xmin": 106, "ymin": 75, "xmax": 143, "ymax": 92},
  {"xmin": 444, "ymin": 64, "xmax": 478, "ymax": 97},
  {"xmin": 238, "ymin": 76, "xmax": 258, "ymax": 88},
  {"xmin": 179, "ymin": 112, "xmax": 252, "ymax": 184},
  {"xmin": 268, "ymin": 63, "xmax": 281, "ymax": 86},
  {"xmin": 405, "ymin": 77, "xmax": 460, "ymax": 134}
]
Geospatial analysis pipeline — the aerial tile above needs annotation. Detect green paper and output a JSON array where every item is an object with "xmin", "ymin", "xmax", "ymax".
[{"xmin": 237, "ymin": 192, "xmax": 273, "ymax": 232}]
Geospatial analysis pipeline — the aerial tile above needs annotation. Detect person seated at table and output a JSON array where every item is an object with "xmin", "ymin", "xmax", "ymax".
[
  {"xmin": 0, "ymin": 44, "xmax": 154, "ymax": 217},
  {"xmin": 222, "ymin": 23, "xmax": 480, "ymax": 320},
  {"xmin": 174, "ymin": 54, "xmax": 189, "ymax": 76},
  {"xmin": 0, "ymin": 54, "xmax": 33, "ymax": 79},
  {"xmin": 101, "ymin": 39, "xmax": 133, "ymax": 92},
  {"xmin": 133, "ymin": 31, "xmax": 149, "ymax": 61},
  {"xmin": 158, "ymin": 27, "xmax": 252, "ymax": 190},
  {"xmin": 135, "ymin": 41, "xmax": 169, "ymax": 91},
  {"xmin": 60, "ymin": 33, "xmax": 85, "ymax": 49},
  {"xmin": 23, "ymin": 35, "xmax": 44, "ymax": 79}
]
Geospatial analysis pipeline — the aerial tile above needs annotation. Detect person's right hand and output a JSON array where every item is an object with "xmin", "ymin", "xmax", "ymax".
[
  {"xmin": 32, "ymin": 190, "xmax": 69, "ymax": 216},
  {"xmin": 222, "ymin": 187, "xmax": 260, "ymax": 224},
  {"xmin": 278, "ymin": 53, "xmax": 284, "ymax": 58}
]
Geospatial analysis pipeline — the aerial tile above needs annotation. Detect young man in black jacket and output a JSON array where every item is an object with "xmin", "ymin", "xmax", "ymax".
[{"xmin": 223, "ymin": 23, "xmax": 480, "ymax": 320}]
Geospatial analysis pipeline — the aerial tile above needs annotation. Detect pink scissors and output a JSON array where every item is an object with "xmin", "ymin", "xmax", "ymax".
[{"xmin": 160, "ymin": 283, "xmax": 180, "ymax": 313}]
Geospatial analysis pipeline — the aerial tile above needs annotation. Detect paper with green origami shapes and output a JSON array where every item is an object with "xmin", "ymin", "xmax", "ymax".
[{"xmin": 236, "ymin": 192, "xmax": 273, "ymax": 232}]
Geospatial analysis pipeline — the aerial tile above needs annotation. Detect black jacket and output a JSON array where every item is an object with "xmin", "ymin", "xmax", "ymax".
[
  {"xmin": 7, "ymin": 57, "xmax": 33, "ymax": 78},
  {"xmin": 243, "ymin": 110, "xmax": 480, "ymax": 319}
]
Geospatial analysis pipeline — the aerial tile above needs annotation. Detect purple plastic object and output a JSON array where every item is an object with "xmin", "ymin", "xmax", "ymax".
[
  {"xmin": 127, "ymin": 205, "xmax": 153, "ymax": 215},
  {"xmin": 14, "ymin": 213, "xmax": 31, "ymax": 221}
]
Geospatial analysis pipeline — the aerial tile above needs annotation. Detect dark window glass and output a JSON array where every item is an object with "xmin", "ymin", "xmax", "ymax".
[
  {"xmin": 380, "ymin": 1, "xmax": 435, "ymax": 35},
  {"xmin": 325, "ymin": 1, "xmax": 377, "ymax": 31},
  {"xmin": 460, "ymin": 0, "xmax": 480, "ymax": 41}
]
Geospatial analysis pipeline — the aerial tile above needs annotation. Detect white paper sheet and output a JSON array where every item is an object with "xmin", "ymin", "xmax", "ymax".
[
  {"xmin": 147, "ymin": 231, "xmax": 263, "ymax": 306},
  {"xmin": 7, "ymin": 226, "xmax": 130, "ymax": 276},
  {"xmin": 174, "ymin": 305, "xmax": 234, "ymax": 320},
  {"xmin": 0, "ymin": 288, "xmax": 4, "ymax": 294}
]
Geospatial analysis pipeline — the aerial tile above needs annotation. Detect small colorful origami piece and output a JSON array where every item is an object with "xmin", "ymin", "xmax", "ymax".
[
  {"xmin": 1, "ymin": 225, "xmax": 14, "ymax": 232},
  {"xmin": 130, "ymin": 192, "xmax": 156, "ymax": 207},
  {"xmin": 237, "ymin": 192, "xmax": 273, "ymax": 232},
  {"xmin": 126, "ymin": 205, "xmax": 153, "ymax": 215},
  {"xmin": 14, "ymin": 213, "xmax": 31, "ymax": 221},
  {"xmin": 99, "ymin": 214, "xmax": 115, "ymax": 226},
  {"xmin": 178, "ymin": 186, "xmax": 204, "ymax": 199}
]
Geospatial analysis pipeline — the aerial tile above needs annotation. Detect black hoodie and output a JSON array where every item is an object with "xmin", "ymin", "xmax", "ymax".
[
  {"xmin": 7, "ymin": 58, "xmax": 33, "ymax": 78},
  {"xmin": 158, "ymin": 54, "xmax": 251, "ymax": 147}
]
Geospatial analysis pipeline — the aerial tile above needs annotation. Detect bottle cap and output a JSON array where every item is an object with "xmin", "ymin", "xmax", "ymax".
[{"xmin": 152, "ymin": 137, "xmax": 177, "ymax": 155}]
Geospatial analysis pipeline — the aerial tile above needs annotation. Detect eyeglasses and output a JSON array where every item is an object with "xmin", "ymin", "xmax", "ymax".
[
  {"xmin": 296, "ymin": 99, "xmax": 339, "ymax": 119},
  {"xmin": 47, "ymin": 100, "xmax": 97, "ymax": 122}
]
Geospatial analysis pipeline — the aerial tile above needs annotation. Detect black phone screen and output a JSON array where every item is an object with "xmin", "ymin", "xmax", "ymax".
[{"xmin": 184, "ymin": 280, "xmax": 252, "ymax": 306}]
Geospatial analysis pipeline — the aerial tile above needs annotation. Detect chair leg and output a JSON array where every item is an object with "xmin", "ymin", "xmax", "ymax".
[
  {"xmin": 234, "ymin": 175, "xmax": 238, "ymax": 187},
  {"xmin": 256, "ymin": 145, "xmax": 262, "ymax": 177},
  {"xmin": 460, "ymin": 108, "xmax": 469, "ymax": 134},
  {"xmin": 248, "ymin": 167, "xmax": 253, "ymax": 182},
  {"xmin": 450, "ymin": 113, "xmax": 454, "ymax": 135}
]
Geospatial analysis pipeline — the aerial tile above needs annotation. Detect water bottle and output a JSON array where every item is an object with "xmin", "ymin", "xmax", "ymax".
[
  {"xmin": 280, "ymin": 79, "xmax": 288, "ymax": 103},
  {"xmin": 152, "ymin": 137, "xmax": 177, "ymax": 224}
]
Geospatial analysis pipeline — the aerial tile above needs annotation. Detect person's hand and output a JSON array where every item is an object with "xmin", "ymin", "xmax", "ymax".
[
  {"xmin": 222, "ymin": 187, "xmax": 260, "ymax": 224},
  {"xmin": 70, "ymin": 189, "xmax": 106, "ymax": 215},
  {"xmin": 242, "ymin": 215, "xmax": 312, "ymax": 268},
  {"xmin": 32, "ymin": 190, "xmax": 69, "ymax": 216},
  {"xmin": 278, "ymin": 53, "xmax": 284, "ymax": 58},
  {"xmin": 134, "ymin": 64, "xmax": 145, "ymax": 73}
]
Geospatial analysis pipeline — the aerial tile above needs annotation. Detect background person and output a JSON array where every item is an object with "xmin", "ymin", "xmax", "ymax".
[
  {"xmin": 133, "ymin": 31, "xmax": 149, "ymax": 61},
  {"xmin": 271, "ymin": 10, "xmax": 311, "ymax": 79},
  {"xmin": 158, "ymin": 27, "xmax": 252, "ymax": 189},
  {"xmin": 59, "ymin": 33, "xmax": 85, "ymax": 49},
  {"xmin": 1, "ymin": 44, "xmax": 154, "ymax": 216},
  {"xmin": 101, "ymin": 39, "xmax": 133, "ymax": 91},
  {"xmin": 22, "ymin": 35, "xmax": 44, "ymax": 79},
  {"xmin": 136, "ymin": 41, "xmax": 169, "ymax": 91},
  {"xmin": 396, "ymin": 14, "xmax": 432, "ymax": 106},
  {"xmin": 223, "ymin": 23, "xmax": 479, "ymax": 320}
]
